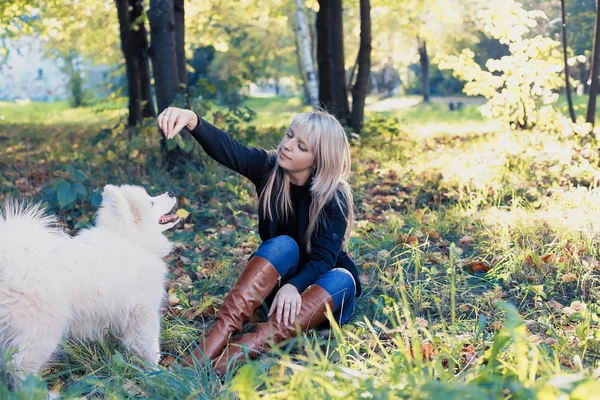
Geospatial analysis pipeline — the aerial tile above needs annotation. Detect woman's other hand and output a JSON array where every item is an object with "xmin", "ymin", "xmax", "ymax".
[
  {"xmin": 268, "ymin": 283, "xmax": 302, "ymax": 326},
  {"xmin": 157, "ymin": 107, "xmax": 199, "ymax": 139}
]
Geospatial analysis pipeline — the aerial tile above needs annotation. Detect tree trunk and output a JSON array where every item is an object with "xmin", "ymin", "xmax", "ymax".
[
  {"xmin": 317, "ymin": 0, "xmax": 331, "ymax": 109},
  {"xmin": 418, "ymin": 38, "xmax": 430, "ymax": 103},
  {"xmin": 329, "ymin": 0, "xmax": 350, "ymax": 122},
  {"xmin": 173, "ymin": 0, "xmax": 186, "ymax": 94},
  {"xmin": 294, "ymin": 0, "xmax": 319, "ymax": 106},
  {"xmin": 350, "ymin": 0, "xmax": 371, "ymax": 133},
  {"xmin": 116, "ymin": 0, "xmax": 143, "ymax": 126},
  {"xmin": 131, "ymin": 0, "xmax": 155, "ymax": 118},
  {"xmin": 308, "ymin": 8, "xmax": 318, "ymax": 73},
  {"xmin": 149, "ymin": 0, "xmax": 182, "ymax": 167},
  {"xmin": 587, "ymin": 0, "xmax": 600, "ymax": 125},
  {"xmin": 294, "ymin": 29, "xmax": 312, "ymax": 105},
  {"xmin": 561, "ymin": 0, "xmax": 576, "ymax": 123}
]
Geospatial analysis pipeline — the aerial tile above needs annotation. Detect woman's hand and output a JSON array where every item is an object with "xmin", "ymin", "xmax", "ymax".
[
  {"xmin": 157, "ymin": 107, "xmax": 199, "ymax": 139},
  {"xmin": 269, "ymin": 283, "xmax": 302, "ymax": 326}
]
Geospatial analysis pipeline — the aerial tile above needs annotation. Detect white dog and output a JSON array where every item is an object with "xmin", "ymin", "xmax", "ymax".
[{"xmin": 0, "ymin": 184, "xmax": 180, "ymax": 384}]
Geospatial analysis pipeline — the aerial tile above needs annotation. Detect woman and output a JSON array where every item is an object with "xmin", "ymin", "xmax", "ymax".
[{"xmin": 157, "ymin": 106, "xmax": 362, "ymax": 376}]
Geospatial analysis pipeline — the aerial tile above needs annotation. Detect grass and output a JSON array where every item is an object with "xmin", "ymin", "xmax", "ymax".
[{"xmin": 1, "ymin": 95, "xmax": 600, "ymax": 398}]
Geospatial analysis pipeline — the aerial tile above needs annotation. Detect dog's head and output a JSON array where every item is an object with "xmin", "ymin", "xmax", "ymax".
[{"xmin": 95, "ymin": 184, "xmax": 180, "ymax": 254}]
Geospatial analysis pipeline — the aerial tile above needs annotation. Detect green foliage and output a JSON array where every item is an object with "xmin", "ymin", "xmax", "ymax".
[
  {"xmin": 41, "ymin": 165, "xmax": 101, "ymax": 228},
  {"xmin": 3, "ymin": 96, "xmax": 600, "ymax": 397},
  {"xmin": 439, "ymin": 0, "xmax": 565, "ymax": 130}
]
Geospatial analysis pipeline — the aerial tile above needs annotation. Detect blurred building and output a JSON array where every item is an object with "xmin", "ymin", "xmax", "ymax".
[{"xmin": 0, "ymin": 37, "xmax": 115, "ymax": 102}]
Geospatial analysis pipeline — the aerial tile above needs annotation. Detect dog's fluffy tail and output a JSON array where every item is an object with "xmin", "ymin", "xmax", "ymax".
[{"xmin": 0, "ymin": 199, "xmax": 65, "ymax": 240}]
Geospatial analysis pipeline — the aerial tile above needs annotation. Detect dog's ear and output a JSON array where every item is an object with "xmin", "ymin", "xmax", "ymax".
[
  {"xmin": 102, "ymin": 184, "xmax": 119, "ymax": 198},
  {"xmin": 101, "ymin": 184, "xmax": 128, "ymax": 217}
]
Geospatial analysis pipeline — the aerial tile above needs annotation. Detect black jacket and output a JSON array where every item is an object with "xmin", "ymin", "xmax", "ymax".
[{"xmin": 189, "ymin": 116, "xmax": 362, "ymax": 297}]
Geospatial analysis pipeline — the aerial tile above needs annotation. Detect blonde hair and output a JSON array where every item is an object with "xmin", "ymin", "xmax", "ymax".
[{"xmin": 259, "ymin": 109, "xmax": 354, "ymax": 253}]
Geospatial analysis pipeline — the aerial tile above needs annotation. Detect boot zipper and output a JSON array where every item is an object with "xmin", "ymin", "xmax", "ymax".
[{"xmin": 277, "ymin": 276, "xmax": 282, "ymax": 288}]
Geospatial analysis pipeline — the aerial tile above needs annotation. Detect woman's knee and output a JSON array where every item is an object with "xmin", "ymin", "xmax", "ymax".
[
  {"xmin": 254, "ymin": 235, "xmax": 299, "ymax": 275},
  {"xmin": 317, "ymin": 268, "xmax": 356, "ymax": 305}
]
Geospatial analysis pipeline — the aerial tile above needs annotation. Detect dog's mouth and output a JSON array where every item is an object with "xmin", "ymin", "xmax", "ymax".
[{"xmin": 159, "ymin": 203, "xmax": 179, "ymax": 225}]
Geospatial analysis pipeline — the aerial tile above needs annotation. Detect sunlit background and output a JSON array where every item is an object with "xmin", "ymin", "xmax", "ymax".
[{"xmin": 2, "ymin": 0, "xmax": 600, "ymax": 398}]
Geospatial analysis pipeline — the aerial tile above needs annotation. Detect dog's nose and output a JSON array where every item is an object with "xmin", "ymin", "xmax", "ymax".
[{"xmin": 167, "ymin": 191, "xmax": 175, "ymax": 198}]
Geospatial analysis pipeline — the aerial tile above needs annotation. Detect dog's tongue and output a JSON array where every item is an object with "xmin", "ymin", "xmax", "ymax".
[{"xmin": 159, "ymin": 214, "xmax": 178, "ymax": 224}]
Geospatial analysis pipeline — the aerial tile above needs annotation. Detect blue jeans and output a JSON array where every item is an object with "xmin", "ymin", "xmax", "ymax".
[{"xmin": 254, "ymin": 235, "xmax": 356, "ymax": 325}]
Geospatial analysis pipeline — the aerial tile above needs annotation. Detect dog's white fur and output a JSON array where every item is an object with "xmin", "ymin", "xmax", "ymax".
[{"xmin": 0, "ymin": 184, "xmax": 179, "ymax": 382}]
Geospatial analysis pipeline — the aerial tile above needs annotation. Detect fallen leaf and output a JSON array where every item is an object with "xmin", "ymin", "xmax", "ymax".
[
  {"xmin": 410, "ymin": 342, "xmax": 436, "ymax": 361},
  {"xmin": 490, "ymin": 321, "xmax": 503, "ymax": 331},
  {"xmin": 377, "ymin": 250, "xmax": 389, "ymax": 259},
  {"xmin": 415, "ymin": 317, "xmax": 429, "ymax": 329},
  {"xmin": 464, "ymin": 260, "xmax": 491, "ymax": 274},
  {"xmin": 565, "ymin": 241, "xmax": 576, "ymax": 256},
  {"xmin": 545, "ymin": 299, "xmax": 564, "ymax": 310},
  {"xmin": 160, "ymin": 355, "xmax": 176, "ymax": 367},
  {"xmin": 168, "ymin": 293, "xmax": 180, "ymax": 306},
  {"xmin": 559, "ymin": 355, "xmax": 574, "ymax": 369},
  {"xmin": 398, "ymin": 234, "xmax": 419, "ymax": 247},
  {"xmin": 426, "ymin": 229, "xmax": 440, "ymax": 240},
  {"xmin": 359, "ymin": 273, "xmax": 369, "ymax": 286},
  {"xmin": 570, "ymin": 301, "xmax": 587, "ymax": 312},
  {"xmin": 563, "ymin": 307, "xmax": 576, "ymax": 318},
  {"xmin": 525, "ymin": 255, "xmax": 535, "ymax": 267},
  {"xmin": 561, "ymin": 272, "xmax": 577, "ymax": 283},
  {"xmin": 541, "ymin": 253, "xmax": 555, "ymax": 264},
  {"xmin": 176, "ymin": 208, "xmax": 190, "ymax": 221},
  {"xmin": 459, "ymin": 304, "xmax": 472, "ymax": 312},
  {"xmin": 458, "ymin": 236, "xmax": 474, "ymax": 248},
  {"xmin": 460, "ymin": 344, "xmax": 477, "ymax": 365},
  {"xmin": 179, "ymin": 256, "xmax": 192, "ymax": 266}
]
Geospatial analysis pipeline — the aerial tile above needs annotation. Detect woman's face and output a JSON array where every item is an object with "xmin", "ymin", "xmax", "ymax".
[{"xmin": 277, "ymin": 124, "xmax": 315, "ymax": 173}]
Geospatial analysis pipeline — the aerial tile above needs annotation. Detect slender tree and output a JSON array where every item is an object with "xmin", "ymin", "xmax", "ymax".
[
  {"xmin": 561, "ymin": 0, "xmax": 576, "ymax": 123},
  {"xmin": 316, "ymin": 0, "xmax": 332, "ymax": 109},
  {"xmin": 173, "ymin": 0, "xmax": 186, "ymax": 95},
  {"xmin": 116, "ymin": 0, "xmax": 154, "ymax": 126},
  {"xmin": 417, "ymin": 38, "xmax": 430, "ymax": 103},
  {"xmin": 586, "ymin": 0, "xmax": 600, "ymax": 125},
  {"xmin": 294, "ymin": 0, "xmax": 319, "ymax": 106},
  {"xmin": 350, "ymin": 0, "xmax": 371, "ymax": 133},
  {"xmin": 148, "ymin": 0, "xmax": 186, "ymax": 167},
  {"xmin": 329, "ymin": 0, "xmax": 350, "ymax": 121}
]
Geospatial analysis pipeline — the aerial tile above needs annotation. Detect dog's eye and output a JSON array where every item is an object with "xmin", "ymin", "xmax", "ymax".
[{"xmin": 151, "ymin": 201, "xmax": 154, "ymax": 207}]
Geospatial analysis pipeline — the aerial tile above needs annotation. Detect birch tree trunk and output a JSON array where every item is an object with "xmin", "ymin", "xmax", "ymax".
[{"xmin": 294, "ymin": 0, "xmax": 319, "ymax": 106}]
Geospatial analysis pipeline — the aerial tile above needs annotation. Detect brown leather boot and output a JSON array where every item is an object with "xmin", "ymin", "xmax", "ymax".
[
  {"xmin": 211, "ymin": 284, "xmax": 334, "ymax": 376},
  {"xmin": 181, "ymin": 256, "xmax": 281, "ymax": 367}
]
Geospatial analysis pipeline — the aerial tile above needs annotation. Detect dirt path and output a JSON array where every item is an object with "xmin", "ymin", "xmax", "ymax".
[{"xmin": 366, "ymin": 95, "xmax": 486, "ymax": 112}]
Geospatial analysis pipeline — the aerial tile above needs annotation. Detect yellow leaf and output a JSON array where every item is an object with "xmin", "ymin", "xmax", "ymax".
[{"xmin": 176, "ymin": 208, "xmax": 190, "ymax": 220}]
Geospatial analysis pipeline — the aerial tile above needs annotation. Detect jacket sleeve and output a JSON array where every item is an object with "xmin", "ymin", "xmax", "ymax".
[
  {"xmin": 287, "ymin": 196, "xmax": 349, "ymax": 293},
  {"xmin": 188, "ymin": 113, "xmax": 270, "ymax": 184}
]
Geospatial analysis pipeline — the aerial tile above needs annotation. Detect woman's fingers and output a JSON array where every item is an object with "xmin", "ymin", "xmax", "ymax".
[
  {"xmin": 284, "ymin": 301, "xmax": 292, "ymax": 326},
  {"xmin": 158, "ymin": 107, "xmax": 185, "ymax": 139},
  {"xmin": 276, "ymin": 297, "xmax": 285, "ymax": 324},
  {"xmin": 289, "ymin": 301, "xmax": 296, "ymax": 325},
  {"xmin": 158, "ymin": 108, "xmax": 171, "ymax": 137},
  {"xmin": 166, "ymin": 112, "xmax": 176, "ymax": 139},
  {"xmin": 296, "ymin": 297, "xmax": 302, "ymax": 316},
  {"xmin": 172, "ymin": 119, "xmax": 187, "ymax": 138},
  {"xmin": 268, "ymin": 293, "xmax": 278, "ymax": 317}
]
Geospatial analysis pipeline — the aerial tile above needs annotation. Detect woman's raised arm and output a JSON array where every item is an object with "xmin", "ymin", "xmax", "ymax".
[{"xmin": 158, "ymin": 107, "xmax": 270, "ymax": 184}]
